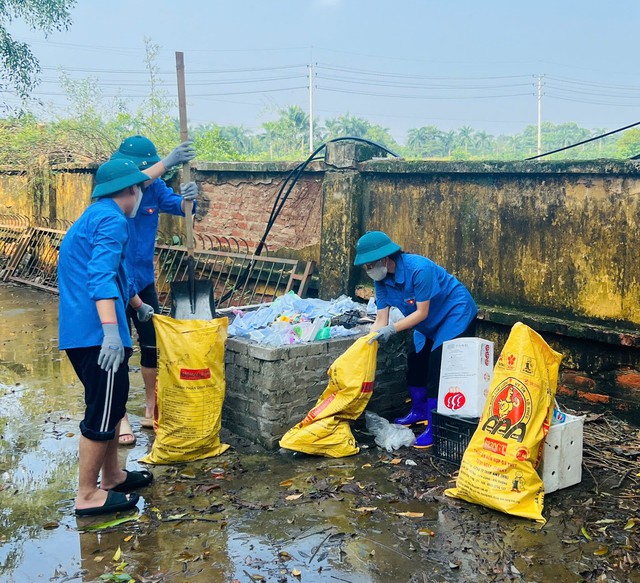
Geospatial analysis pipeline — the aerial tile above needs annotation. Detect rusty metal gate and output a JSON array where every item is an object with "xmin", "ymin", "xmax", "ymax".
[
  {"xmin": 3, "ymin": 218, "xmax": 72, "ymax": 293},
  {"xmin": 154, "ymin": 237, "xmax": 314, "ymax": 313},
  {"xmin": 0, "ymin": 214, "xmax": 30, "ymax": 276},
  {"xmin": 1, "ymin": 220, "xmax": 315, "ymax": 306}
]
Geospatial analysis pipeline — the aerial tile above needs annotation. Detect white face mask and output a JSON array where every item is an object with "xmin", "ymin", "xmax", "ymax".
[
  {"xmin": 126, "ymin": 185, "xmax": 143, "ymax": 218},
  {"xmin": 366, "ymin": 259, "xmax": 388, "ymax": 281}
]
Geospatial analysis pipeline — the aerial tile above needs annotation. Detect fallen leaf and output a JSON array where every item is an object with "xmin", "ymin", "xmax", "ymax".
[
  {"xmin": 449, "ymin": 561, "xmax": 460, "ymax": 569},
  {"xmin": 279, "ymin": 480, "xmax": 294, "ymax": 488},
  {"xmin": 395, "ymin": 512, "xmax": 424, "ymax": 518},
  {"xmin": 390, "ymin": 458, "xmax": 402, "ymax": 465},
  {"xmin": 94, "ymin": 556, "xmax": 104, "ymax": 562},
  {"xmin": 42, "ymin": 521, "xmax": 59, "ymax": 530},
  {"xmin": 405, "ymin": 460, "xmax": 417, "ymax": 467},
  {"xmin": 166, "ymin": 513, "xmax": 187, "ymax": 520},
  {"xmin": 65, "ymin": 432, "xmax": 75, "ymax": 437},
  {"xmin": 112, "ymin": 546, "xmax": 122, "ymax": 562},
  {"xmin": 361, "ymin": 463, "xmax": 372, "ymax": 469},
  {"xmin": 369, "ymin": 549, "xmax": 376, "ymax": 556},
  {"xmin": 285, "ymin": 493, "xmax": 303, "ymax": 501},
  {"xmin": 593, "ymin": 545, "xmax": 609, "ymax": 556},
  {"xmin": 562, "ymin": 539, "xmax": 581, "ymax": 544},
  {"xmin": 623, "ymin": 518, "xmax": 637, "ymax": 530},
  {"xmin": 279, "ymin": 551, "xmax": 293, "ymax": 561},
  {"xmin": 81, "ymin": 515, "xmax": 140, "ymax": 532},
  {"xmin": 180, "ymin": 468, "xmax": 196, "ymax": 479},
  {"xmin": 292, "ymin": 568, "xmax": 301, "ymax": 577},
  {"xmin": 354, "ymin": 507, "xmax": 378, "ymax": 513},
  {"xmin": 594, "ymin": 519, "xmax": 617, "ymax": 524},
  {"xmin": 581, "ymin": 526, "xmax": 592, "ymax": 541},
  {"xmin": 249, "ymin": 575, "xmax": 265, "ymax": 582},
  {"xmin": 123, "ymin": 535, "xmax": 133, "ymax": 543}
]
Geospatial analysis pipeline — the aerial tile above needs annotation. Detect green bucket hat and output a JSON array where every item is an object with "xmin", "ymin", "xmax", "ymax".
[
  {"xmin": 110, "ymin": 135, "xmax": 161, "ymax": 169},
  {"xmin": 353, "ymin": 231, "xmax": 402, "ymax": 266},
  {"xmin": 91, "ymin": 159, "xmax": 149, "ymax": 199}
]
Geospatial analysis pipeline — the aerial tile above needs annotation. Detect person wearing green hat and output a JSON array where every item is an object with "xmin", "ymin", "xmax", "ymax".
[
  {"xmin": 58, "ymin": 158, "xmax": 157, "ymax": 516},
  {"xmin": 354, "ymin": 231, "xmax": 478, "ymax": 448},
  {"xmin": 110, "ymin": 135, "xmax": 197, "ymax": 444}
]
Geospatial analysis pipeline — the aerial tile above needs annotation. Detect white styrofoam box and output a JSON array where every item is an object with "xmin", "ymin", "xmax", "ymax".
[
  {"xmin": 437, "ymin": 338, "xmax": 494, "ymax": 418},
  {"xmin": 540, "ymin": 412, "xmax": 585, "ymax": 494}
]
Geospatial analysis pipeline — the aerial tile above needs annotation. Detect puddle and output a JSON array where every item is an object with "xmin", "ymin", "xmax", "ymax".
[{"xmin": 1, "ymin": 283, "xmax": 639, "ymax": 583}]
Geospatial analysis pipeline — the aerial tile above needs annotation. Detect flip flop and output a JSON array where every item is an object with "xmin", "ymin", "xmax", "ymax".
[
  {"xmin": 118, "ymin": 416, "xmax": 136, "ymax": 447},
  {"xmin": 140, "ymin": 416, "xmax": 154, "ymax": 429},
  {"xmin": 75, "ymin": 490, "xmax": 139, "ymax": 517},
  {"xmin": 111, "ymin": 469, "xmax": 154, "ymax": 493}
]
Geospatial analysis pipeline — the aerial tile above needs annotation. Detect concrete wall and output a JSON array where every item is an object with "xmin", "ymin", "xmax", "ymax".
[
  {"xmin": 356, "ymin": 159, "xmax": 640, "ymax": 327},
  {"xmin": 1, "ymin": 149, "xmax": 639, "ymax": 420}
]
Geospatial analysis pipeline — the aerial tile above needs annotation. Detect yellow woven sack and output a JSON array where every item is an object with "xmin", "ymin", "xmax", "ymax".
[
  {"xmin": 141, "ymin": 315, "xmax": 230, "ymax": 464},
  {"xmin": 445, "ymin": 322, "xmax": 562, "ymax": 523},
  {"xmin": 279, "ymin": 332, "xmax": 378, "ymax": 457}
]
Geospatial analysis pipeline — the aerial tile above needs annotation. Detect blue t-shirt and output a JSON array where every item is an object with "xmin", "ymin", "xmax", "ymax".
[
  {"xmin": 58, "ymin": 198, "xmax": 132, "ymax": 350},
  {"xmin": 374, "ymin": 253, "xmax": 478, "ymax": 352},
  {"xmin": 125, "ymin": 178, "xmax": 185, "ymax": 294}
]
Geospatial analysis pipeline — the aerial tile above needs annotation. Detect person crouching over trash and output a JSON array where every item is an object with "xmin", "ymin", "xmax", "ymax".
[
  {"xmin": 58, "ymin": 158, "xmax": 155, "ymax": 516},
  {"xmin": 354, "ymin": 231, "xmax": 478, "ymax": 448}
]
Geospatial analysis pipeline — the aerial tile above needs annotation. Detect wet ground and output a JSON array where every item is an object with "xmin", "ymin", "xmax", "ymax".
[{"xmin": 0, "ymin": 283, "xmax": 639, "ymax": 583}]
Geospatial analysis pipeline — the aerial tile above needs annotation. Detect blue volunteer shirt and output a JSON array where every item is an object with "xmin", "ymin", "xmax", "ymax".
[
  {"xmin": 374, "ymin": 253, "xmax": 478, "ymax": 352},
  {"xmin": 58, "ymin": 198, "xmax": 133, "ymax": 350},
  {"xmin": 125, "ymin": 178, "xmax": 185, "ymax": 294}
]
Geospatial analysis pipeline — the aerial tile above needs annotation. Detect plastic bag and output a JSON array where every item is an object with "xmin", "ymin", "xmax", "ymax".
[
  {"xmin": 445, "ymin": 322, "xmax": 563, "ymax": 523},
  {"xmin": 365, "ymin": 411, "xmax": 416, "ymax": 452},
  {"xmin": 141, "ymin": 315, "xmax": 230, "ymax": 465},
  {"xmin": 279, "ymin": 332, "xmax": 378, "ymax": 457}
]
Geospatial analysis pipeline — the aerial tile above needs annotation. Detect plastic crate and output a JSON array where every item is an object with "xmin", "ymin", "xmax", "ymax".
[{"xmin": 432, "ymin": 410, "xmax": 479, "ymax": 465}]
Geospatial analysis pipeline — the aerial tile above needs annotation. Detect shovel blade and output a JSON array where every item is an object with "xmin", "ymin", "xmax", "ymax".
[{"xmin": 170, "ymin": 279, "xmax": 215, "ymax": 320}]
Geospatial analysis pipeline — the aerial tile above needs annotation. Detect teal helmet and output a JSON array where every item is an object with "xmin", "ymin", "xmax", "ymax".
[
  {"xmin": 110, "ymin": 135, "xmax": 161, "ymax": 169},
  {"xmin": 354, "ymin": 231, "xmax": 402, "ymax": 266},
  {"xmin": 91, "ymin": 159, "xmax": 149, "ymax": 199}
]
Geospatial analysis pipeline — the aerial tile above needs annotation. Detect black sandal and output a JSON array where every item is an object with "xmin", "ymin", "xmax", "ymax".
[
  {"xmin": 75, "ymin": 490, "xmax": 139, "ymax": 516},
  {"xmin": 111, "ymin": 469, "xmax": 154, "ymax": 493}
]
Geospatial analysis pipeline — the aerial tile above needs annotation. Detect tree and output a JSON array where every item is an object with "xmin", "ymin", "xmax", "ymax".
[
  {"xmin": 407, "ymin": 125, "xmax": 444, "ymax": 157},
  {"xmin": 615, "ymin": 128, "xmax": 640, "ymax": 158},
  {"xmin": 0, "ymin": 0, "xmax": 76, "ymax": 99}
]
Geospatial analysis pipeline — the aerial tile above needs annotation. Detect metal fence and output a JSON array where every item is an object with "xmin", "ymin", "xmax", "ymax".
[{"xmin": 0, "ymin": 216, "xmax": 315, "ymax": 308}]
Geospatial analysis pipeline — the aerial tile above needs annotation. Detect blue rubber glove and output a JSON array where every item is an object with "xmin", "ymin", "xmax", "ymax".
[
  {"xmin": 135, "ymin": 302, "xmax": 154, "ymax": 322},
  {"xmin": 98, "ymin": 323, "xmax": 125, "ymax": 372},
  {"xmin": 180, "ymin": 181, "xmax": 198, "ymax": 201},
  {"xmin": 368, "ymin": 323, "xmax": 397, "ymax": 345},
  {"xmin": 161, "ymin": 140, "xmax": 196, "ymax": 169}
]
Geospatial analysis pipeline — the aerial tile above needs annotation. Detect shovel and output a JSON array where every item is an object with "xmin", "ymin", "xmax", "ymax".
[{"xmin": 169, "ymin": 51, "xmax": 215, "ymax": 320}]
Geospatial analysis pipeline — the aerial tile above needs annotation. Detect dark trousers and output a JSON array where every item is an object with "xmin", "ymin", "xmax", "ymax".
[
  {"xmin": 407, "ymin": 320, "xmax": 477, "ymax": 399},
  {"xmin": 126, "ymin": 283, "xmax": 160, "ymax": 368}
]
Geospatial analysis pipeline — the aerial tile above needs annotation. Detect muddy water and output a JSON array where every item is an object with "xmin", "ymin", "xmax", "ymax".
[{"xmin": 1, "ymin": 283, "xmax": 638, "ymax": 583}]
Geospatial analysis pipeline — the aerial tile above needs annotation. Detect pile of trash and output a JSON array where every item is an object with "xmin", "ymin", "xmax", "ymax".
[{"xmin": 227, "ymin": 292, "xmax": 371, "ymax": 347}]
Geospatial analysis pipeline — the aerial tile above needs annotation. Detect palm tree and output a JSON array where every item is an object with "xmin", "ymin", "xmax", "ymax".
[{"xmin": 457, "ymin": 126, "xmax": 475, "ymax": 153}]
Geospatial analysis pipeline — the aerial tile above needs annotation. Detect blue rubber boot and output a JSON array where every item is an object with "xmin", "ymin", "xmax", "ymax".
[
  {"xmin": 413, "ymin": 398, "xmax": 438, "ymax": 448},
  {"xmin": 394, "ymin": 386, "xmax": 429, "ymax": 426}
]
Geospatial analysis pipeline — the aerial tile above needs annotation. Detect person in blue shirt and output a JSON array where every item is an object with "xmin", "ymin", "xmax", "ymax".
[
  {"xmin": 354, "ymin": 231, "xmax": 478, "ymax": 448},
  {"xmin": 110, "ymin": 135, "xmax": 197, "ymax": 444},
  {"xmin": 58, "ymin": 158, "xmax": 156, "ymax": 516}
]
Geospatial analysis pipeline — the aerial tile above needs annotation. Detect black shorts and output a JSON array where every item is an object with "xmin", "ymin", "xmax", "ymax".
[
  {"xmin": 127, "ymin": 283, "xmax": 160, "ymax": 368},
  {"xmin": 66, "ymin": 346, "xmax": 132, "ymax": 441},
  {"xmin": 407, "ymin": 320, "xmax": 477, "ymax": 399}
]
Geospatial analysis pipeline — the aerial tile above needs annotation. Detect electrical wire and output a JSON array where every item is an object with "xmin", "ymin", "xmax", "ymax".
[{"xmin": 525, "ymin": 121, "xmax": 640, "ymax": 160}]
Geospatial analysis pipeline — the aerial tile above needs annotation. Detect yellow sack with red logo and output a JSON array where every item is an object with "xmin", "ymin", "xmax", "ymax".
[
  {"xmin": 141, "ymin": 315, "xmax": 230, "ymax": 464},
  {"xmin": 445, "ymin": 322, "xmax": 562, "ymax": 523},
  {"xmin": 279, "ymin": 333, "xmax": 378, "ymax": 457}
]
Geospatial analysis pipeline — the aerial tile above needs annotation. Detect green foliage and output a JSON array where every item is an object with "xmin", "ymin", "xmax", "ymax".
[
  {"xmin": 0, "ymin": 0, "xmax": 76, "ymax": 98},
  {"xmin": 615, "ymin": 128, "xmax": 640, "ymax": 158}
]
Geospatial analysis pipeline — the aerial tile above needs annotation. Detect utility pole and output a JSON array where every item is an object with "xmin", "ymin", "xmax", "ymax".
[
  {"xmin": 308, "ymin": 63, "xmax": 314, "ymax": 153},
  {"xmin": 537, "ymin": 74, "xmax": 543, "ymax": 156}
]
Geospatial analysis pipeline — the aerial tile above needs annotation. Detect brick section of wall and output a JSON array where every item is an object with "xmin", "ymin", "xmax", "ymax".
[
  {"xmin": 223, "ymin": 332, "xmax": 410, "ymax": 449},
  {"xmin": 194, "ymin": 172, "xmax": 323, "ymax": 254}
]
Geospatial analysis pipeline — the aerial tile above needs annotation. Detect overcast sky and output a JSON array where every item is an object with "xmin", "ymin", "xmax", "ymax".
[{"xmin": 7, "ymin": 0, "xmax": 640, "ymax": 140}]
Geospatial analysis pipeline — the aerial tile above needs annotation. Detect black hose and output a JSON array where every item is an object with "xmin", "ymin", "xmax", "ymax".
[{"xmin": 217, "ymin": 136, "xmax": 399, "ymax": 304}]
